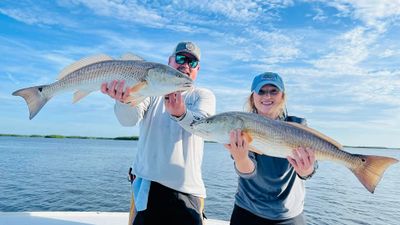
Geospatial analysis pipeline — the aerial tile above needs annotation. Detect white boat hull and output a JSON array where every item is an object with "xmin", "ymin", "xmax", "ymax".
[{"xmin": 0, "ymin": 212, "xmax": 229, "ymax": 225}]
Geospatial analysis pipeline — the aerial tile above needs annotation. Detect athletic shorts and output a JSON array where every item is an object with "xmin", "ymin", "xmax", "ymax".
[
  {"xmin": 230, "ymin": 204, "xmax": 307, "ymax": 225},
  {"xmin": 130, "ymin": 181, "xmax": 205, "ymax": 225}
]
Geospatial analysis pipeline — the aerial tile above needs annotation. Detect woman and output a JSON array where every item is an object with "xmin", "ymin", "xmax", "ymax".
[{"xmin": 224, "ymin": 72, "xmax": 317, "ymax": 225}]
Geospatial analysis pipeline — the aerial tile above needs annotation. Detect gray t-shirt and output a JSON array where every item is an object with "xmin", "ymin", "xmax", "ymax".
[
  {"xmin": 234, "ymin": 116, "xmax": 307, "ymax": 220},
  {"xmin": 114, "ymin": 87, "xmax": 215, "ymax": 198}
]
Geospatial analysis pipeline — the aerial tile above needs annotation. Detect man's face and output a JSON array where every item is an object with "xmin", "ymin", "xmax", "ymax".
[{"xmin": 168, "ymin": 53, "xmax": 200, "ymax": 81}]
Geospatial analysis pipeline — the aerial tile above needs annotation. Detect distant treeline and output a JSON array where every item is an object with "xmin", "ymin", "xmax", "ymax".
[
  {"xmin": 0, "ymin": 134, "xmax": 138, "ymax": 141},
  {"xmin": 0, "ymin": 134, "xmax": 397, "ymax": 148},
  {"xmin": 343, "ymin": 145, "xmax": 395, "ymax": 150}
]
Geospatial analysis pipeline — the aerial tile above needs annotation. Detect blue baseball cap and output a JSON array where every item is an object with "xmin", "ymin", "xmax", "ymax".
[{"xmin": 251, "ymin": 72, "xmax": 285, "ymax": 93}]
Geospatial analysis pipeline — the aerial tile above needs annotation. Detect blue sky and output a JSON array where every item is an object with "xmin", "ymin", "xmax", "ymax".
[{"xmin": 1, "ymin": 0, "xmax": 400, "ymax": 148}]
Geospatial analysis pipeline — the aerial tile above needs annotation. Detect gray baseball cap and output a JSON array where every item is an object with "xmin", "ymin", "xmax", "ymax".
[{"xmin": 172, "ymin": 41, "xmax": 201, "ymax": 61}]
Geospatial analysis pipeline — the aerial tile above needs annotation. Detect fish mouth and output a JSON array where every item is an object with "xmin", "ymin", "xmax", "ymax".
[
  {"xmin": 190, "ymin": 120, "xmax": 200, "ymax": 128},
  {"xmin": 183, "ymin": 82, "xmax": 193, "ymax": 88}
]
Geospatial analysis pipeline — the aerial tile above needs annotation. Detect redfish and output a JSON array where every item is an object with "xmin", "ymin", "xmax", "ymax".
[
  {"xmin": 13, "ymin": 53, "xmax": 192, "ymax": 119},
  {"xmin": 191, "ymin": 111, "xmax": 398, "ymax": 193}
]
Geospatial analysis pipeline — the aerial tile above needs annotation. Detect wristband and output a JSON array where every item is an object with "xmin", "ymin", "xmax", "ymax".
[{"xmin": 299, "ymin": 161, "xmax": 318, "ymax": 180}]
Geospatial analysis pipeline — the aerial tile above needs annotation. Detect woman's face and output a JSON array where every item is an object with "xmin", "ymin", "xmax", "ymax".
[{"xmin": 253, "ymin": 84, "xmax": 283, "ymax": 118}]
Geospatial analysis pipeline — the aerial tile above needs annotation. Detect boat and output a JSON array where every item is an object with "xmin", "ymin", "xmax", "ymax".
[{"xmin": 0, "ymin": 211, "xmax": 229, "ymax": 225}]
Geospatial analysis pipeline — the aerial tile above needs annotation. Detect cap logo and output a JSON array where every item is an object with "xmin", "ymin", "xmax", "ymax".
[
  {"xmin": 261, "ymin": 74, "xmax": 276, "ymax": 80},
  {"xmin": 186, "ymin": 42, "xmax": 195, "ymax": 51}
]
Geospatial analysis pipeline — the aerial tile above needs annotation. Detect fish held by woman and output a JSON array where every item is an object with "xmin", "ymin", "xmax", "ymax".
[{"xmin": 191, "ymin": 111, "xmax": 398, "ymax": 193}]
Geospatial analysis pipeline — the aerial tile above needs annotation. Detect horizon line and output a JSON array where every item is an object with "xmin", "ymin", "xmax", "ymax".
[{"xmin": 1, "ymin": 133, "xmax": 398, "ymax": 150}]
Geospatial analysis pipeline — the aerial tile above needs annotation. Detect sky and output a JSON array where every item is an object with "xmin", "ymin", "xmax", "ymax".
[{"xmin": 1, "ymin": 0, "xmax": 400, "ymax": 148}]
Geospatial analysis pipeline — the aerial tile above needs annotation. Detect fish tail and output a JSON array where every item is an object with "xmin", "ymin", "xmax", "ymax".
[
  {"xmin": 12, "ymin": 85, "xmax": 51, "ymax": 120},
  {"xmin": 351, "ymin": 155, "xmax": 398, "ymax": 193}
]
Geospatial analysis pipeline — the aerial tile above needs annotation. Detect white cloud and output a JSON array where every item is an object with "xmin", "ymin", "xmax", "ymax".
[
  {"xmin": 378, "ymin": 49, "xmax": 397, "ymax": 58},
  {"xmin": 324, "ymin": 0, "xmax": 400, "ymax": 31},
  {"xmin": 289, "ymin": 103, "xmax": 361, "ymax": 114},
  {"xmin": 170, "ymin": 0, "xmax": 294, "ymax": 22},
  {"xmin": 63, "ymin": 0, "xmax": 167, "ymax": 28},
  {"xmin": 309, "ymin": 26, "xmax": 378, "ymax": 75},
  {"xmin": 6, "ymin": 73, "xmax": 20, "ymax": 85},
  {"xmin": 2, "ymin": 0, "xmax": 400, "ymax": 147},
  {"xmin": 205, "ymin": 0, "xmax": 261, "ymax": 21},
  {"xmin": 348, "ymin": 70, "xmax": 400, "ymax": 105},
  {"xmin": 42, "ymin": 53, "xmax": 75, "ymax": 70},
  {"xmin": 0, "ymin": 8, "xmax": 54, "ymax": 25},
  {"xmin": 311, "ymin": 7, "xmax": 328, "ymax": 22},
  {"xmin": 0, "ymin": 6, "xmax": 76, "ymax": 27},
  {"xmin": 225, "ymin": 27, "xmax": 301, "ymax": 64}
]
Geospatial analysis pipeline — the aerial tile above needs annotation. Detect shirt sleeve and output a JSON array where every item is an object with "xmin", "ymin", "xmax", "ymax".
[
  {"xmin": 235, "ymin": 152, "xmax": 257, "ymax": 178},
  {"xmin": 171, "ymin": 88, "xmax": 216, "ymax": 132},
  {"xmin": 114, "ymin": 98, "xmax": 151, "ymax": 127}
]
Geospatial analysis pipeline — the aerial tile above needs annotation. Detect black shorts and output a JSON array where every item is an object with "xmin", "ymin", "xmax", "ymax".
[
  {"xmin": 131, "ymin": 181, "xmax": 204, "ymax": 225},
  {"xmin": 230, "ymin": 204, "xmax": 307, "ymax": 225}
]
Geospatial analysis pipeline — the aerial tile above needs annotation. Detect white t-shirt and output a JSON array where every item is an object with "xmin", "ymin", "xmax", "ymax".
[{"xmin": 114, "ymin": 87, "xmax": 216, "ymax": 198}]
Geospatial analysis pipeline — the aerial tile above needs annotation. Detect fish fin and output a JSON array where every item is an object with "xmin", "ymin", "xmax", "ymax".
[
  {"xmin": 242, "ymin": 131, "xmax": 253, "ymax": 144},
  {"xmin": 286, "ymin": 122, "xmax": 343, "ymax": 149},
  {"xmin": 57, "ymin": 54, "xmax": 113, "ymax": 80},
  {"xmin": 248, "ymin": 146, "xmax": 263, "ymax": 155},
  {"xmin": 128, "ymin": 81, "xmax": 147, "ymax": 93},
  {"xmin": 120, "ymin": 81, "xmax": 147, "ymax": 105},
  {"xmin": 124, "ymin": 95, "xmax": 147, "ymax": 106},
  {"xmin": 12, "ymin": 85, "xmax": 51, "ymax": 120},
  {"xmin": 120, "ymin": 53, "xmax": 144, "ymax": 61},
  {"xmin": 73, "ymin": 90, "xmax": 91, "ymax": 103},
  {"xmin": 242, "ymin": 130, "xmax": 263, "ymax": 155},
  {"xmin": 351, "ymin": 155, "xmax": 398, "ymax": 193}
]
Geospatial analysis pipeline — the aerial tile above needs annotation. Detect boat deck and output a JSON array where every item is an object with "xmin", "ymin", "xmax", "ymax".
[{"xmin": 0, "ymin": 212, "xmax": 229, "ymax": 225}]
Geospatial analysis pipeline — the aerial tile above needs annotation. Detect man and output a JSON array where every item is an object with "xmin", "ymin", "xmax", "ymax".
[{"xmin": 101, "ymin": 42, "xmax": 216, "ymax": 225}]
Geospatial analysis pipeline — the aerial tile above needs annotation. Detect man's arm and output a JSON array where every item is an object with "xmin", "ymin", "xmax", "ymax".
[
  {"xmin": 166, "ymin": 88, "xmax": 216, "ymax": 132},
  {"xmin": 101, "ymin": 80, "xmax": 150, "ymax": 127},
  {"xmin": 114, "ymin": 100, "xmax": 150, "ymax": 126}
]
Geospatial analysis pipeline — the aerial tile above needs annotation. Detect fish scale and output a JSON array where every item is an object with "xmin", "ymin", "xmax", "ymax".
[{"xmin": 53, "ymin": 61, "xmax": 148, "ymax": 92}]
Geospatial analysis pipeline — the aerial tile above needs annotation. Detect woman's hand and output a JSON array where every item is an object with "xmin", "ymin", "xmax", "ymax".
[
  {"xmin": 224, "ymin": 129, "xmax": 254, "ymax": 174},
  {"xmin": 287, "ymin": 147, "xmax": 316, "ymax": 178},
  {"xmin": 224, "ymin": 129, "xmax": 249, "ymax": 161}
]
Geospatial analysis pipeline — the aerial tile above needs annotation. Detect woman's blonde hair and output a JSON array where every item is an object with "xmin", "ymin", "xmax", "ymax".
[{"xmin": 245, "ymin": 92, "xmax": 287, "ymax": 119}]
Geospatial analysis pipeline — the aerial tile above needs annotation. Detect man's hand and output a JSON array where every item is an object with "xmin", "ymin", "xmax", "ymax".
[
  {"xmin": 287, "ymin": 147, "xmax": 316, "ymax": 177},
  {"xmin": 101, "ymin": 80, "xmax": 130, "ymax": 102},
  {"xmin": 164, "ymin": 92, "xmax": 186, "ymax": 117}
]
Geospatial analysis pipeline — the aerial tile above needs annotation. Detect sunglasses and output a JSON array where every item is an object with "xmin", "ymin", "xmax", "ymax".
[
  {"xmin": 175, "ymin": 54, "xmax": 199, "ymax": 68},
  {"xmin": 257, "ymin": 88, "xmax": 280, "ymax": 96}
]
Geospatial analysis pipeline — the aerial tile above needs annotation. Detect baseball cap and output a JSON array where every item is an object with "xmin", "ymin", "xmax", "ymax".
[
  {"xmin": 251, "ymin": 72, "xmax": 285, "ymax": 93},
  {"xmin": 172, "ymin": 41, "xmax": 201, "ymax": 61}
]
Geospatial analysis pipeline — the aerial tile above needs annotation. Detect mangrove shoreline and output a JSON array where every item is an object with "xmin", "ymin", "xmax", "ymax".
[{"xmin": 0, "ymin": 134, "xmax": 398, "ymax": 149}]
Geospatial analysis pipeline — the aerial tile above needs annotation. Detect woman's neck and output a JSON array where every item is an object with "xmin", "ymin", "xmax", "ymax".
[{"xmin": 258, "ymin": 112, "xmax": 278, "ymax": 119}]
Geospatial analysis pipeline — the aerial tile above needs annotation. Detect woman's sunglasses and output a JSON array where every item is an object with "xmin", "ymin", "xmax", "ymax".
[
  {"xmin": 175, "ymin": 54, "xmax": 199, "ymax": 68},
  {"xmin": 257, "ymin": 88, "xmax": 280, "ymax": 96}
]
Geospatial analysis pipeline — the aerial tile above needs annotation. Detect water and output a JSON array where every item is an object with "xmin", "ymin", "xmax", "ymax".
[{"xmin": 0, "ymin": 136, "xmax": 399, "ymax": 224}]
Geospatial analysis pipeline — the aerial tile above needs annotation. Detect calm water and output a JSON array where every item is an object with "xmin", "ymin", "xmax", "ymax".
[{"xmin": 0, "ymin": 136, "xmax": 399, "ymax": 224}]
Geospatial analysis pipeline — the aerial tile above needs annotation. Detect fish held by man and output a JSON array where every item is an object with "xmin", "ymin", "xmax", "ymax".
[
  {"xmin": 12, "ymin": 53, "xmax": 193, "ymax": 119},
  {"xmin": 191, "ymin": 111, "xmax": 398, "ymax": 193}
]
